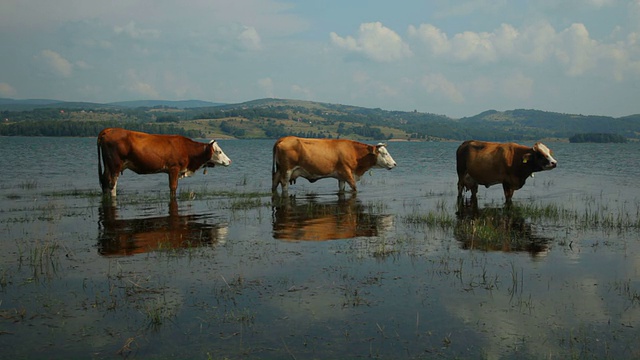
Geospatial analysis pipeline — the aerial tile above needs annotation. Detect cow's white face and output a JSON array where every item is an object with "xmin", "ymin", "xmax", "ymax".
[
  {"xmin": 533, "ymin": 142, "xmax": 557, "ymax": 170},
  {"xmin": 208, "ymin": 140, "xmax": 232, "ymax": 167},
  {"xmin": 375, "ymin": 144, "xmax": 397, "ymax": 169}
]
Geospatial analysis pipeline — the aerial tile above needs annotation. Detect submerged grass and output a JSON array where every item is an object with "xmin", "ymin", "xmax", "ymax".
[
  {"xmin": 403, "ymin": 210, "xmax": 456, "ymax": 228},
  {"xmin": 44, "ymin": 189, "xmax": 102, "ymax": 198},
  {"xmin": 227, "ymin": 198, "xmax": 266, "ymax": 210},
  {"xmin": 17, "ymin": 238, "xmax": 63, "ymax": 282},
  {"xmin": 179, "ymin": 187, "xmax": 270, "ymax": 200},
  {"xmin": 407, "ymin": 199, "xmax": 640, "ymax": 232},
  {"xmin": 401, "ymin": 198, "xmax": 640, "ymax": 255},
  {"xmin": 19, "ymin": 180, "xmax": 38, "ymax": 189}
]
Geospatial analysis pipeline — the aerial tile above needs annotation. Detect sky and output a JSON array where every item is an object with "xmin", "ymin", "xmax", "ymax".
[{"xmin": 1, "ymin": 0, "xmax": 639, "ymax": 118}]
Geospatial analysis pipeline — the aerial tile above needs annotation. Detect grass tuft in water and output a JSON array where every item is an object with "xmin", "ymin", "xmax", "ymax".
[{"xmin": 402, "ymin": 210, "xmax": 455, "ymax": 228}]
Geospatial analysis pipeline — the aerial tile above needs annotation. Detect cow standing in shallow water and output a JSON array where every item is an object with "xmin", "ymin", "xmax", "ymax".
[
  {"xmin": 272, "ymin": 136, "xmax": 397, "ymax": 194},
  {"xmin": 97, "ymin": 128, "xmax": 231, "ymax": 198},
  {"xmin": 456, "ymin": 140, "xmax": 557, "ymax": 204}
]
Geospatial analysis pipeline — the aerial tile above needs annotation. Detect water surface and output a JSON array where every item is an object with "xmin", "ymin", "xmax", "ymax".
[{"xmin": 0, "ymin": 137, "xmax": 639, "ymax": 359}]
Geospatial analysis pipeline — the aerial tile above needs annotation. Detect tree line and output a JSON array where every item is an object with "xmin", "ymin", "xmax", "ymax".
[
  {"xmin": 2, "ymin": 99, "xmax": 638, "ymax": 141},
  {"xmin": 0, "ymin": 120, "xmax": 202, "ymax": 138},
  {"xmin": 569, "ymin": 133, "xmax": 627, "ymax": 143}
]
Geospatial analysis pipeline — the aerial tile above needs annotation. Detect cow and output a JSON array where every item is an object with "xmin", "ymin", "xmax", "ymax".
[
  {"xmin": 271, "ymin": 136, "xmax": 397, "ymax": 194},
  {"xmin": 97, "ymin": 128, "xmax": 231, "ymax": 198},
  {"xmin": 456, "ymin": 140, "xmax": 557, "ymax": 204}
]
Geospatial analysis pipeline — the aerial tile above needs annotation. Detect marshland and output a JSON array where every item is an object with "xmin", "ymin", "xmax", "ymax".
[{"xmin": 1, "ymin": 136, "xmax": 639, "ymax": 359}]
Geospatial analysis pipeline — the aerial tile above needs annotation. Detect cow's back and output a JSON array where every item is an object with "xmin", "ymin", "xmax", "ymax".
[
  {"xmin": 99, "ymin": 128, "xmax": 154, "ymax": 154},
  {"xmin": 99, "ymin": 127, "xmax": 129, "ymax": 146},
  {"xmin": 458, "ymin": 140, "xmax": 529, "ymax": 185},
  {"xmin": 275, "ymin": 137, "xmax": 359, "ymax": 169},
  {"xmin": 101, "ymin": 128, "xmax": 195, "ymax": 165}
]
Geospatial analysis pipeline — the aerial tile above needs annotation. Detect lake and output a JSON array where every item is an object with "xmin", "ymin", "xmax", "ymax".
[{"xmin": 0, "ymin": 136, "xmax": 639, "ymax": 359}]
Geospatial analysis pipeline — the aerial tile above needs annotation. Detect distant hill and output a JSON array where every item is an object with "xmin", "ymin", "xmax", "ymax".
[
  {"xmin": 0, "ymin": 98, "xmax": 62, "ymax": 106},
  {"xmin": 458, "ymin": 109, "xmax": 640, "ymax": 140},
  {"xmin": 0, "ymin": 98, "xmax": 119, "ymax": 111},
  {"xmin": 1, "ymin": 97, "xmax": 639, "ymax": 141},
  {"xmin": 108, "ymin": 100, "xmax": 225, "ymax": 109},
  {"xmin": 0, "ymin": 98, "xmax": 224, "ymax": 111}
]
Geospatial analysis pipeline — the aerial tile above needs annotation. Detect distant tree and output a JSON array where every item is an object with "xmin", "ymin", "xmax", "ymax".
[
  {"xmin": 219, "ymin": 121, "xmax": 246, "ymax": 137},
  {"xmin": 569, "ymin": 133, "xmax": 627, "ymax": 143}
]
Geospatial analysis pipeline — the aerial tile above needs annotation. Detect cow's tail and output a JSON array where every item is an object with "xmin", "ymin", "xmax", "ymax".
[
  {"xmin": 455, "ymin": 141, "xmax": 471, "ymax": 195},
  {"xmin": 272, "ymin": 140, "xmax": 278, "ymax": 175},
  {"xmin": 97, "ymin": 134, "xmax": 105, "ymax": 192}
]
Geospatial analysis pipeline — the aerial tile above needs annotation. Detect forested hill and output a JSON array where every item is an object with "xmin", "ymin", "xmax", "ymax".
[{"xmin": 1, "ymin": 97, "xmax": 639, "ymax": 141}]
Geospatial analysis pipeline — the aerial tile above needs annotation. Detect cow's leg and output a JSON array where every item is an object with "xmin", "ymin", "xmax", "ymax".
[
  {"xmin": 338, "ymin": 180, "xmax": 346, "ymax": 193},
  {"xmin": 99, "ymin": 151, "xmax": 120, "ymax": 197},
  {"xmin": 456, "ymin": 176, "xmax": 465, "ymax": 204},
  {"xmin": 109, "ymin": 178, "xmax": 118, "ymax": 197},
  {"xmin": 271, "ymin": 169, "xmax": 281, "ymax": 193},
  {"xmin": 469, "ymin": 181, "xmax": 478, "ymax": 202},
  {"xmin": 168, "ymin": 169, "xmax": 180, "ymax": 198},
  {"xmin": 280, "ymin": 170, "xmax": 293, "ymax": 193},
  {"xmin": 100, "ymin": 166, "xmax": 120, "ymax": 197},
  {"xmin": 502, "ymin": 184, "xmax": 514, "ymax": 205},
  {"xmin": 344, "ymin": 172, "xmax": 357, "ymax": 193}
]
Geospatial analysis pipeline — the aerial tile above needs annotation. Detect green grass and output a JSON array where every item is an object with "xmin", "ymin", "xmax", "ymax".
[{"xmin": 403, "ymin": 210, "xmax": 456, "ymax": 228}]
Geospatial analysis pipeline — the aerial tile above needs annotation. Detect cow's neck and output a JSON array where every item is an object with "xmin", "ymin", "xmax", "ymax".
[
  {"xmin": 355, "ymin": 152, "xmax": 376, "ymax": 177},
  {"xmin": 187, "ymin": 143, "xmax": 212, "ymax": 172},
  {"xmin": 512, "ymin": 149, "xmax": 537, "ymax": 185}
]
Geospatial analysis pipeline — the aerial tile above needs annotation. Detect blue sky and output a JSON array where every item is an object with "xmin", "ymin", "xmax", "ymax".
[{"xmin": 1, "ymin": 0, "xmax": 639, "ymax": 118}]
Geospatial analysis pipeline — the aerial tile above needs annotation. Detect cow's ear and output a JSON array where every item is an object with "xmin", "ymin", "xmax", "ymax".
[
  {"xmin": 522, "ymin": 153, "xmax": 531, "ymax": 164},
  {"xmin": 532, "ymin": 142, "xmax": 540, "ymax": 152}
]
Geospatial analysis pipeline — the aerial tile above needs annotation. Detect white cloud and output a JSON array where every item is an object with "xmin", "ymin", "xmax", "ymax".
[
  {"xmin": 330, "ymin": 22, "xmax": 412, "ymax": 62},
  {"xmin": 291, "ymin": 84, "xmax": 313, "ymax": 99},
  {"xmin": 420, "ymin": 73, "xmax": 464, "ymax": 104},
  {"xmin": 555, "ymin": 23, "xmax": 598, "ymax": 76},
  {"xmin": 75, "ymin": 60, "xmax": 91, "ymax": 70},
  {"xmin": 123, "ymin": 69, "xmax": 159, "ymax": 98},
  {"xmin": 0, "ymin": 82, "xmax": 17, "ymax": 97},
  {"xmin": 408, "ymin": 20, "xmax": 640, "ymax": 80},
  {"xmin": 349, "ymin": 71, "xmax": 400, "ymax": 99},
  {"xmin": 113, "ymin": 21, "xmax": 160, "ymax": 40},
  {"xmin": 128, "ymin": 81, "xmax": 158, "ymax": 98},
  {"xmin": 517, "ymin": 21, "xmax": 558, "ymax": 63},
  {"xmin": 39, "ymin": 50, "xmax": 73, "ymax": 77},
  {"xmin": 407, "ymin": 24, "xmax": 450, "ymax": 55},
  {"xmin": 238, "ymin": 26, "xmax": 262, "ymax": 51},
  {"xmin": 450, "ymin": 31, "xmax": 498, "ymax": 63}
]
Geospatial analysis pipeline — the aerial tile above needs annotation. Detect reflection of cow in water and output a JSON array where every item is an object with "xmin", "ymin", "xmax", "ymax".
[
  {"xmin": 98, "ymin": 199, "xmax": 228, "ymax": 256},
  {"xmin": 454, "ymin": 204, "xmax": 551, "ymax": 257},
  {"xmin": 272, "ymin": 195, "xmax": 393, "ymax": 241}
]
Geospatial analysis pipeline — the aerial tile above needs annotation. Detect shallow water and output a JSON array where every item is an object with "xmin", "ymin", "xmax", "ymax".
[{"xmin": 0, "ymin": 137, "xmax": 639, "ymax": 359}]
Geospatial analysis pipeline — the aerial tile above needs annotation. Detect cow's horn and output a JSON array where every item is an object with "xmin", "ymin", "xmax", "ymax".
[{"xmin": 209, "ymin": 139, "xmax": 216, "ymax": 145}]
